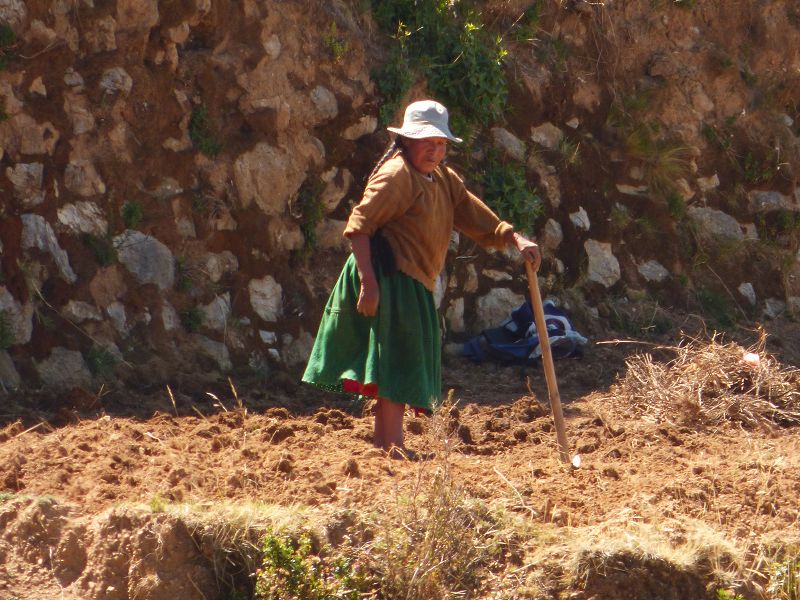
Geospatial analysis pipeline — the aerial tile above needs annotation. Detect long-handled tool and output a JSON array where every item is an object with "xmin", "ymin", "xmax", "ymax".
[{"xmin": 525, "ymin": 262, "xmax": 571, "ymax": 464}]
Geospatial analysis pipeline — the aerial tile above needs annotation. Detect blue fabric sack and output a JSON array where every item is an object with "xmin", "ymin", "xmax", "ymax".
[{"xmin": 462, "ymin": 300, "xmax": 587, "ymax": 366}]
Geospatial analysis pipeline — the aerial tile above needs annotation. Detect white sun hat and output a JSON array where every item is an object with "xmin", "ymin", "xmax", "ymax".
[{"xmin": 387, "ymin": 100, "xmax": 463, "ymax": 143}]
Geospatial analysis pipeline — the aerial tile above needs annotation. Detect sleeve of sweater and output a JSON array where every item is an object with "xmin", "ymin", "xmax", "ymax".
[
  {"xmin": 448, "ymin": 167, "xmax": 514, "ymax": 249},
  {"xmin": 344, "ymin": 157, "xmax": 415, "ymax": 238}
]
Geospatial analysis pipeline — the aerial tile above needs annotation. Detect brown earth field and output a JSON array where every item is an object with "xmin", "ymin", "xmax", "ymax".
[{"xmin": 1, "ymin": 311, "xmax": 799, "ymax": 600}]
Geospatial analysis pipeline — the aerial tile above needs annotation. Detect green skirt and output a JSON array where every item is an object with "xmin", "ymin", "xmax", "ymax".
[{"xmin": 302, "ymin": 254, "xmax": 442, "ymax": 412}]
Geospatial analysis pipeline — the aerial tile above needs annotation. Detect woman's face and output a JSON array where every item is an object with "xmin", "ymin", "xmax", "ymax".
[{"xmin": 403, "ymin": 137, "xmax": 448, "ymax": 175}]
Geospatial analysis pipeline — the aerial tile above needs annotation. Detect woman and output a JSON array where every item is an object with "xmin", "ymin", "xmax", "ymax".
[{"xmin": 303, "ymin": 100, "xmax": 540, "ymax": 457}]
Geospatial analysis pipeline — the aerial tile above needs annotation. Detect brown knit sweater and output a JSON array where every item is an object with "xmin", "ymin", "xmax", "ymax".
[{"xmin": 344, "ymin": 153, "xmax": 513, "ymax": 291}]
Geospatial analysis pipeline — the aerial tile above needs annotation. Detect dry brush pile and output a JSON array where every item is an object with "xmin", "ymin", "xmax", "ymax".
[{"xmin": 607, "ymin": 328, "xmax": 800, "ymax": 429}]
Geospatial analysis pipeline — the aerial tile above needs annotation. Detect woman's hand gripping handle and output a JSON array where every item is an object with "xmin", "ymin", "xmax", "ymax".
[{"xmin": 506, "ymin": 231, "xmax": 541, "ymax": 271}]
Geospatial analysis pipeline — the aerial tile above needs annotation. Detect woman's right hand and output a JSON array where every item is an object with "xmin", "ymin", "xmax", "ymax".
[{"xmin": 357, "ymin": 276, "xmax": 380, "ymax": 317}]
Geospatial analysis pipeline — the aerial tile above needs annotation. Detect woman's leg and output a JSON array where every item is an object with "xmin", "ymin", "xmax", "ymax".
[
  {"xmin": 376, "ymin": 397, "xmax": 404, "ymax": 453},
  {"xmin": 373, "ymin": 399, "xmax": 385, "ymax": 449}
]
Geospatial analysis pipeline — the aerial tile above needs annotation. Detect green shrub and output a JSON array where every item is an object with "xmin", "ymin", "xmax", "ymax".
[
  {"xmin": 510, "ymin": 3, "xmax": 542, "ymax": 43},
  {"xmin": 323, "ymin": 22, "xmax": 349, "ymax": 63},
  {"xmin": 254, "ymin": 532, "xmax": 367, "ymax": 599},
  {"xmin": 695, "ymin": 287, "xmax": 736, "ymax": 329},
  {"xmin": 292, "ymin": 179, "xmax": 326, "ymax": 259},
  {"xmin": 372, "ymin": 0, "xmax": 508, "ymax": 135},
  {"xmin": 667, "ymin": 191, "xmax": 687, "ymax": 219},
  {"xmin": 122, "ymin": 201, "xmax": 144, "ymax": 229},
  {"xmin": 742, "ymin": 150, "xmax": 776, "ymax": 184},
  {"xmin": 536, "ymin": 35, "xmax": 571, "ymax": 72},
  {"xmin": 768, "ymin": 554, "xmax": 799, "ymax": 600},
  {"xmin": 0, "ymin": 21, "xmax": 16, "ymax": 71},
  {"xmin": 81, "ymin": 233, "xmax": 117, "ymax": 266},
  {"xmin": 180, "ymin": 306, "xmax": 203, "ymax": 332},
  {"xmin": 610, "ymin": 203, "xmax": 633, "ymax": 232},
  {"xmin": 86, "ymin": 346, "xmax": 117, "ymax": 378},
  {"xmin": 372, "ymin": 46, "xmax": 414, "ymax": 126},
  {"xmin": 477, "ymin": 153, "xmax": 543, "ymax": 235},
  {"xmin": 0, "ymin": 310, "xmax": 13, "ymax": 350},
  {"xmin": 189, "ymin": 105, "xmax": 222, "ymax": 157}
]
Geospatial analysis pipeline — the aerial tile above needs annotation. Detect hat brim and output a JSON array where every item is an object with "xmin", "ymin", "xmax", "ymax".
[{"xmin": 387, "ymin": 123, "xmax": 462, "ymax": 143}]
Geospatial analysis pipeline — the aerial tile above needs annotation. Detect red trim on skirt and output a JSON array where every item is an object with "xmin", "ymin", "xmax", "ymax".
[{"xmin": 341, "ymin": 379, "xmax": 430, "ymax": 416}]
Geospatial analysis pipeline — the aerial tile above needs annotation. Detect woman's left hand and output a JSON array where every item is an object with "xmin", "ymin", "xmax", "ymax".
[{"xmin": 509, "ymin": 233, "xmax": 541, "ymax": 271}]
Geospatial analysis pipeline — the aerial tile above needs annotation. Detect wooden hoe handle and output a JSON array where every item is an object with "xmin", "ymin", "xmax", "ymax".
[{"xmin": 525, "ymin": 262, "xmax": 570, "ymax": 463}]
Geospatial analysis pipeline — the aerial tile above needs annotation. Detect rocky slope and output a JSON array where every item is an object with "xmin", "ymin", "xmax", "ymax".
[{"xmin": 0, "ymin": 0, "xmax": 799, "ymax": 394}]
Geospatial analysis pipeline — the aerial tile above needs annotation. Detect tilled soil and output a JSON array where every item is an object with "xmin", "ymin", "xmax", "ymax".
[{"xmin": 1, "ymin": 334, "xmax": 799, "ymax": 599}]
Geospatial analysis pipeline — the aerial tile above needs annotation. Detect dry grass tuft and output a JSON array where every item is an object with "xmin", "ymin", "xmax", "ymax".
[{"xmin": 607, "ymin": 328, "xmax": 800, "ymax": 428}]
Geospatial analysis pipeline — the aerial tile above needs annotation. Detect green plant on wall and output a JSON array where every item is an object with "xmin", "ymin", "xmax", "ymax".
[
  {"xmin": 372, "ymin": 0, "xmax": 508, "ymax": 136},
  {"xmin": 0, "ymin": 21, "xmax": 16, "ymax": 71},
  {"xmin": 81, "ymin": 233, "xmax": 117, "ymax": 267},
  {"xmin": 742, "ymin": 150, "xmax": 777, "ymax": 185},
  {"xmin": 189, "ymin": 104, "xmax": 222, "ymax": 157},
  {"xmin": 0, "ymin": 310, "xmax": 13, "ymax": 350},
  {"xmin": 535, "ymin": 34, "xmax": 570, "ymax": 73},
  {"xmin": 509, "ymin": 2, "xmax": 542, "ymax": 43},
  {"xmin": 122, "ymin": 201, "xmax": 144, "ymax": 229},
  {"xmin": 695, "ymin": 287, "xmax": 736, "ymax": 329},
  {"xmin": 323, "ymin": 22, "xmax": 349, "ymax": 63},
  {"xmin": 623, "ymin": 123, "xmax": 692, "ymax": 200},
  {"xmin": 180, "ymin": 305, "xmax": 203, "ymax": 332},
  {"xmin": 373, "ymin": 45, "xmax": 415, "ymax": 126},
  {"xmin": 291, "ymin": 178, "xmax": 326, "ymax": 261},
  {"xmin": 477, "ymin": 153, "xmax": 542, "ymax": 236},
  {"xmin": 86, "ymin": 346, "xmax": 117, "ymax": 379}
]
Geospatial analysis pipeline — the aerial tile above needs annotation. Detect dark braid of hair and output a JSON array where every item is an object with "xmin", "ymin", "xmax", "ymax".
[{"xmin": 365, "ymin": 138, "xmax": 403, "ymax": 186}]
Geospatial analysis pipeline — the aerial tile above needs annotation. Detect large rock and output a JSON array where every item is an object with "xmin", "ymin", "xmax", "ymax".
[
  {"xmin": 342, "ymin": 116, "xmax": 377, "ymax": 140},
  {"xmin": 282, "ymin": 330, "xmax": 315, "ymax": 367},
  {"xmin": 57, "ymin": 201, "xmax": 108, "ymax": 236},
  {"xmin": 62, "ymin": 300, "xmax": 103, "ymax": 323},
  {"xmin": 35, "ymin": 347, "xmax": 93, "ymax": 390},
  {"xmin": 100, "ymin": 67, "xmax": 133, "ymax": 96},
  {"xmin": 116, "ymin": 0, "xmax": 159, "ymax": 31},
  {"xmin": 21, "ymin": 214, "xmax": 77, "ymax": 283},
  {"xmin": 0, "ymin": 286, "xmax": 33, "ymax": 345},
  {"xmin": 530, "ymin": 122, "xmax": 564, "ymax": 150},
  {"xmin": 637, "ymin": 260, "xmax": 669, "ymax": 283},
  {"xmin": 310, "ymin": 86, "xmax": 338, "ymax": 121},
  {"xmin": 570, "ymin": 207, "xmax": 590, "ymax": 231},
  {"xmin": 192, "ymin": 335, "xmax": 231, "ymax": 371},
  {"xmin": 0, "ymin": 0, "xmax": 26, "ymax": 27},
  {"xmin": 85, "ymin": 15, "xmax": 118, "ymax": 53},
  {"xmin": 314, "ymin": 219, "xmax": 348, "ymax": 251},
  {"xmin": 445, "ymin": 297, "xmax": 465, "ymax": 333},
  {"xmin": 63, "ymin": 91, "xmax": 96, "ymax": 135},
  {"xmin": 249, "ymin": 275, "xmax": 283, "ymax": 322},
  {"xmin": 201, "ymin": 293, "xmax": 231, "ymax": 331},
  {"xmin": 64, "ymin": 159, "xmax": 106, "ymax": 197},
  {"xmin": 738, "ymin": 282, "xmax": 756, "ymax": 306},
  {"xmin": 201, "ymin": 251, "xmax": 239, "ymax": 284},
  {"xmin": 6, "ymin": 162, "xmax": 45, "ymax": 207},
  {"xmin": 747, "ymin": 190, "xmax": 795, "ymax": 214},
  {"xmin": 687, "ymin": 206, "xmax": 744, "ymax": 240},
  {"xmin": 474, "ymin": 288, "xmax": 525, "ymax": 333},
  {"xmin": 233, "ymin": 143, "xmax": 307, "ymax": 215},
  {"xmin": 541, "ymin": 218, "xmax": 563, "ymax": 253},
  {"xmin": 0, "ymin": 114, "xmax": 60, "ymax": 159},
  {"xmin": 491, "ymin": 128, "xmax": 526, "ymax": 162},
  {"xmin": 320, "ymin": 167, "xmax": 353, "ymax": 213},
  {"xmin": 584, "ymin": 239, "xmax": 620, "ymax": 288},
  {"xmin": 0, "ymin": 351, "xmax": 20, "ymax": 391},
  {"xmin": 114, "ymin": 230, "xmax": 175, "ymax": 290}
]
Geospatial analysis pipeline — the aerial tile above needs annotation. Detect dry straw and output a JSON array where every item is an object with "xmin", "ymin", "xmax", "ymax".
[{"xmin": 607, "ymin": 328, "xmax": 800, "ymax": 429}]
